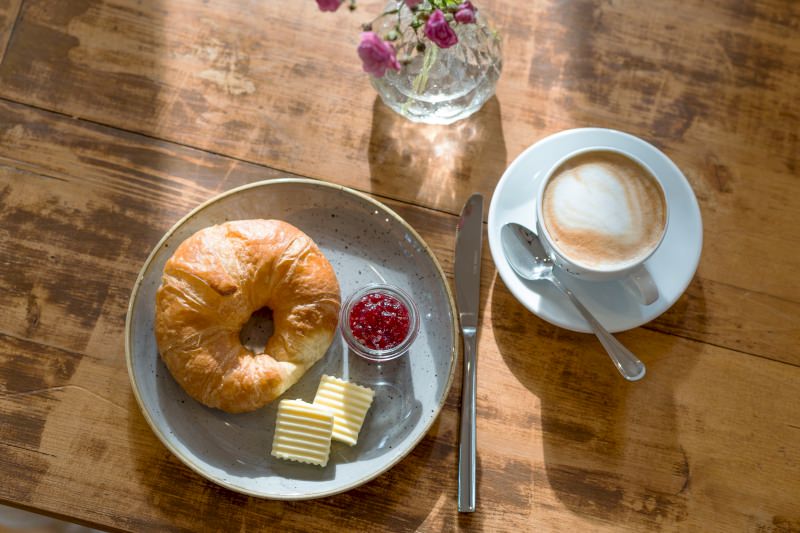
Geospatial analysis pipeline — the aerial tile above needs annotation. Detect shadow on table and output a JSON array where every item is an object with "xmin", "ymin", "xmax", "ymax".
[
  {"xmin": 127, "ymin": 386, "xmax": 457, "ymax": 530},
  {"xmin": 367, "ymin": 95, "xmax": 507, "ymax": 215},
  {"xmin": 489, "ymin": 273, "xmax": 704, "ymax": 528}
]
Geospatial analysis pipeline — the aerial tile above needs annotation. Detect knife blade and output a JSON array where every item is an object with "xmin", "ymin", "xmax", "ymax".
[{"xmin": 454, "ymin": 193, "xmax": 483, "ymax": 513}]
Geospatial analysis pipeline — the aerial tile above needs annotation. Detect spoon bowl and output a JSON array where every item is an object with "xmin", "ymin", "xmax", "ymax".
[{"xmin": 501, "ymin": 222, "xmax": 556, "ymax": 281}]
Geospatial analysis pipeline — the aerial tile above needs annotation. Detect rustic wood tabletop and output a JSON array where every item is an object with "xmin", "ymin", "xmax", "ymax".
[{"xmin": 0, "ymin": 1, "xmax": 798, "ymax": 531}]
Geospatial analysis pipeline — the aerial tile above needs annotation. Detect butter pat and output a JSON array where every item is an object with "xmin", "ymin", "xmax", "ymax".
[
  {"xmin": 271, "ymin": 399, "xmax": 334, "ymax": 467},
  {"xmin": 313, "ymin": 375, "xmax": 375, "ymax": 446}
]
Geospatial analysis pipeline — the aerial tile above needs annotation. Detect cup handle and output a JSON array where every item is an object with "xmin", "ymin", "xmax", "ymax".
[{"xmin": 624, "ymin": 264, "xmax": 659, "ymax": 305}]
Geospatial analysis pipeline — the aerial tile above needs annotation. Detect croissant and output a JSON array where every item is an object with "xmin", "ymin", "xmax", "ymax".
[{"xmin": 154, "ymin": 219, "xmax": 340, "ymax": 413}]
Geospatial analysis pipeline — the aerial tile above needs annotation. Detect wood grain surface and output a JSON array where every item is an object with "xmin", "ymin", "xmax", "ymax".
[{"xmin": 0, "ymin": 0, "xmax": 799, "ymax": 531}]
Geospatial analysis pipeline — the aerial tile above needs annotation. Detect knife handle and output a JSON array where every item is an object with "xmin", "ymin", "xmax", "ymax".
[{"xmin": 458, "ymin": 329, "xmax": 477, "ymax": 512}]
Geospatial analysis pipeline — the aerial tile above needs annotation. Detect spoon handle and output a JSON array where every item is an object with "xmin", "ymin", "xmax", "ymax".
[{"xmin": 551, "ymin": 277, "xmax": 646, "ymax": 381}]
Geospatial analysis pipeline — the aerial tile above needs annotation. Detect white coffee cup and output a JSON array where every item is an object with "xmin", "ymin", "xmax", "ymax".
[{"xmin": 535, "ymin": 147, "xmax": 669, "ymax": 305}]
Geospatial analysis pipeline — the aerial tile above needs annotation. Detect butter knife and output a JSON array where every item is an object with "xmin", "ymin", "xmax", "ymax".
[{"xmin": 455, "ymin": 193, "xmax": 483, "ymax": 513}]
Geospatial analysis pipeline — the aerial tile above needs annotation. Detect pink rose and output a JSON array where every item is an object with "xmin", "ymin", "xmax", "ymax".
[
  {"xmin": 405, "ymin": 0, "xmax": 423, "ymax": 7},
  {"xmin": 424, "ymin": 9, "xmax": 458, "ymax": 49},
  {"xmin": 316, "ymin": 0, "xmax": 342, "ymax": 12},
  {"xmin": 454, "ymin": 2, "xmax": 476, "ymax": 24},
  {"xmin": 357, "ymin": 32, "xmax": 401, "ymax": 77}
]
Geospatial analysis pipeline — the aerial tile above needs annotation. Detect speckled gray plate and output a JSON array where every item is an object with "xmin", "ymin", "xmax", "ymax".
[{"xmin": 125, "ymin": 179, "xmax": 458, "ymax": 499}]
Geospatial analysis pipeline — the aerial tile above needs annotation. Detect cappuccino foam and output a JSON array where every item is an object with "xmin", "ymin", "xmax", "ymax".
[{"xmin": 542, "ymin": 151, "xmax": 666, "ymax": 270}]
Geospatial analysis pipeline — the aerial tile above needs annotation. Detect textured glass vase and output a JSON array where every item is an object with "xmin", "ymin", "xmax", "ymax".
[{"xmin": 370, "ymin": 2, "xmax": 502, "ymax": 125}]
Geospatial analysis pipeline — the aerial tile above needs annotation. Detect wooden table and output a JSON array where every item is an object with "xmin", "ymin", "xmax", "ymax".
[{"xmin": 1, "ymin": 1, "xmax": 798, "ymax": 531}]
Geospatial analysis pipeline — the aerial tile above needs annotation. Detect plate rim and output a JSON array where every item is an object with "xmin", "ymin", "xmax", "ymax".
[
  {"xmin": 487, "ymin": 127, "xmax": 704, "ymax": 333},
  {"xmin": 124, "ymin": 177, "xmax": 460, "ymax": 499}
]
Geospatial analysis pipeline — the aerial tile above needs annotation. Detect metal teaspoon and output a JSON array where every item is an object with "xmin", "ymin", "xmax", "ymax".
[{"xmin": 501, "ymin": 222, "xmax": 646, "ymax": 381}]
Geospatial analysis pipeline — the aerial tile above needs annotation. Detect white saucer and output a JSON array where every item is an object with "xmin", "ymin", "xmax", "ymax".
[{"xmin": 487, "ymin": 128, "xmax": 703, "ymax": 333}]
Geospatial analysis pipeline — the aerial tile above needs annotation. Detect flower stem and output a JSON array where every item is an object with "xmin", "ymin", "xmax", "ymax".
[{"xmin": 412, "ymin": 43, "xmax": 438, "ymax": 95}]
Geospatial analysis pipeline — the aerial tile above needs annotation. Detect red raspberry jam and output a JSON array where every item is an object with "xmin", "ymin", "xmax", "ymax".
[{"xmin": 349, "ymin": 292, "xmax": 410, "ymax": 351}]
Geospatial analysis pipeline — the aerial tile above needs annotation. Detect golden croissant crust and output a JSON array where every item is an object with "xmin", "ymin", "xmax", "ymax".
[{"xmin": 154, "ymin": 219, "xmax": 341, "ymax": 413}]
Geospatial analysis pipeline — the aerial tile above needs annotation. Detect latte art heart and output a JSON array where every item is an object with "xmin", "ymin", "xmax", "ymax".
[{"xmin": 542, "ymin": 151, "xmax": 667, "ymax": 270}]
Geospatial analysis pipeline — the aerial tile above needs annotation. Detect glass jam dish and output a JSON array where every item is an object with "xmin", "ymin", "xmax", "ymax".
[{"xmin": 340, "ymin": 284, "xmax": 420, "ymax": 362}]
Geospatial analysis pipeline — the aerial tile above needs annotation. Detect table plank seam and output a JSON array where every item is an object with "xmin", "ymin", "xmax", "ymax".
[
  {"xmin": 0, "ymin": 329, "xmax": 97, "ymax": 365},
  {"xmin": 0, "ymin": 220, "xmax": 143, "ymax": 277},
  {"xmin": 0, "ymin": 384, "xmax": 127, "ymax": 412},
  {"xmin": 641, "ymin": 324, "xmax": 800, "ymax": 369},
  {"xmin": 0, "ymin": 160, "xmax": 69, "ymax": 183},
  {"xmin": 0, "ymin": 95, "xmax": 465, "ymax": 219},
  {"xmin": 0, "ymin": 95, "xmax": 310, "ymax": 179},
  {"xmin": 0, "ymin": 0, "xmax": 23, "ymax": 68},
  {"xmin": 0, "ymin": 500, "xmax": 129, "ymax": 533},
  {"xmin": 0, "ymin": 441, "xmax": 56, "ymax": 459},
  {"xmin": 680, "ymin": 278, "xmax": 800, "ymax": 307}
]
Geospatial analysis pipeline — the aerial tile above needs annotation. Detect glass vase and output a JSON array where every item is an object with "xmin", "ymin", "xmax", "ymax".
[{"xmin": 370, "ymin": 1, "xmax": 502, "ymax": 125}]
